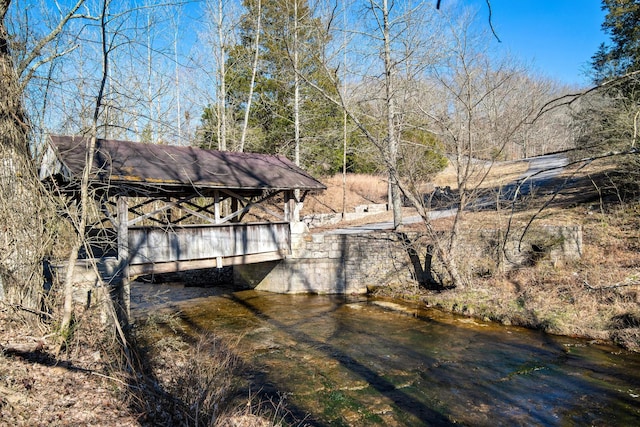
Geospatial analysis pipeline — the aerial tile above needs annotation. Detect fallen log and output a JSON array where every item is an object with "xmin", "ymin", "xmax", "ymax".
[{"xmin": 1, "ymin": 340, "xmax": 44, "ymax": 355}]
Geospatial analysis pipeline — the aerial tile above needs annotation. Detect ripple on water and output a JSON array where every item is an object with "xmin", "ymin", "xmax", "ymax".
[{"xmin": 136, "ymin": 288, "xmax": 640, "ymax": 426}]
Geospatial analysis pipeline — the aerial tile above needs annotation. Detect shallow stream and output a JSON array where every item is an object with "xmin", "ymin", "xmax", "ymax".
[{"xmin": 132, "ymin": 282, "xmax": 640, "ymax": 426}]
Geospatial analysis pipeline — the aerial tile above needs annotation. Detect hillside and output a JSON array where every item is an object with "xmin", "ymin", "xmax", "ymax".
[
  {"xmin": 1, "ymin": 156, "xmax": 637, "ymax": 427},
  {"xmin": 302, "ymin": 160, "xmax": 529, "ymax": 216},
  {"xmin": 306, "ymin": 158, "xmax": 639, "ymax": 351}
]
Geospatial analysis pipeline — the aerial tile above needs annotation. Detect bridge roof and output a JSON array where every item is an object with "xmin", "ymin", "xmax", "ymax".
[{"xmin": 41, "ymin": 135, "xmax": 326, "ymax": 196}]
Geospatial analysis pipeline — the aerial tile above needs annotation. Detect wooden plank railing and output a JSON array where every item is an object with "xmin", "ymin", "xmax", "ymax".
[{"xmin": 126, "ymin": 222, "xmax": 291, "ymax": 265}]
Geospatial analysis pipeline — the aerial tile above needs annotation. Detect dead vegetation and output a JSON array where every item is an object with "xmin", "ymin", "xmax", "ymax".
[
  {"xmin": 0, "ymin": 295, "xmax": 287, "ymax": 426},
  {"xmin": 301, "ymin": 158, "xmax": 639, "ymax": 351},
  {"xmin": 431, "ymin": 159, "xmax": 529, "ymax": 189},
  {"xmin": 130, "ymin": 313, "xmax": 293, "ymax": 426},
  {"xmin": 302, "ymin": 160, "xmax": 529, "ymax": 216},
  {"xmin": 0, "ymin": 302, "xmax": 139, "ymax": 426},
  {"xmin": 369, "ymin": 158, "xmax": 640, "ymax": 351},
  {"xmin": 0, "ymin": 157, "xmax": 637, "ymax": 426},
  {"xmin": 302, "ymin": 173, "xmax": 389, "ymax": 214}
]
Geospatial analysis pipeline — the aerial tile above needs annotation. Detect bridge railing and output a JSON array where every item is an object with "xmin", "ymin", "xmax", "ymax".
[{"xmin": 127, "ymin": 221, "xmax": 291, "ymax": 265}]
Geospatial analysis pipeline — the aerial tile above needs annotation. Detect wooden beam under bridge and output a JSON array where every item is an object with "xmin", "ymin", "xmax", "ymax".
[{"xmin": 128, "ymin": 250, "xmax": 287, "ymax": 277}]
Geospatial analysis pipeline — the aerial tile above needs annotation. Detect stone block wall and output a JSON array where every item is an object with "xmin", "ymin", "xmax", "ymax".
[
  {"xmin": 234, "ymin": 232, "xmax": 430, "ymax": 294},
  {"xmin": 234, "ymin": 224, "xmax": 583, "ymax": 294},
  {"xmin": 457, "ymin": 224, "xmax": 583, "ymax": 275}
]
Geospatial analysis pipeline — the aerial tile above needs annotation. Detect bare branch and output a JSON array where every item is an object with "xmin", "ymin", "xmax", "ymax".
[
  {"xmin": 532, "ymin": 70, "xmax": 640, "ymax": 121},
  {"xmin": 436, "ymin": 0, "xmax": 501, "ymax": 42},
  {"xmin": 583, "ymin": 277, "xmax": 640, "ymax": 290},
  {"xmin": 16, "ymin": 0, "xmax": 85, "ymax": 82},
  {"xmin": 19, "ymin": 44, "xmax": 79, "ymax": 93},
  {"xmin": 508, "ymin": 148, "xmax": 639, "ymax": 252}
]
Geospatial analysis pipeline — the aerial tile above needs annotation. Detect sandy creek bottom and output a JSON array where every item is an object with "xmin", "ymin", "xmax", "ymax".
[{"xmin": 131, "ymin": 282, "xmax": 640, "ymax": 426}]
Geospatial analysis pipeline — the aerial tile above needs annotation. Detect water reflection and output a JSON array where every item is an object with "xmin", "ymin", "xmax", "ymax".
[{"xmin": 132, "ymin": 283, "xmax": 640, "ymax": 426}]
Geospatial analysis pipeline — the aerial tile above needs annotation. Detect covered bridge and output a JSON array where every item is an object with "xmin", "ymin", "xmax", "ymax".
[{"xmin": 40, "ymin": 135, "xmax": 326, "ymax": 283}]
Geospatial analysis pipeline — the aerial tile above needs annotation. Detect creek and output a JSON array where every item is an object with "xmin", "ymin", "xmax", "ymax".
[{"xmin": 132, "ymin": 282, "xmax": 640, "ymax": 426}]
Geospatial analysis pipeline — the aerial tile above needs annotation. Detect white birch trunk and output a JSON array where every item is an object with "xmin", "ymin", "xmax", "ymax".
[{"xmin": 239, "ymin": 0, "xmax": 261, "ymax": 152}]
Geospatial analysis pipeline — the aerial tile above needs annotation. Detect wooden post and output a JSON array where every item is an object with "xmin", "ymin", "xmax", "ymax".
[
  {"xmin": 284, "ymin": 190, "xmax": 294, "ymax": 222},
  {"xmin": 214, "ymin": 190, "xmax": 223, "ymax": 268},
  {"xmin": 231, "ymin": 197, "xmax": 239, "ymax": 223},
  {"xmin": 214, "ymin": 190, "xmax": 221, "ymax": 224},
  {"xmin": 116, "ymin": 196, "xmax": 130, "ymax": 320},
  {"xmin": 293, "ymin": 189, "xmax": 302, "ymax": 223}
]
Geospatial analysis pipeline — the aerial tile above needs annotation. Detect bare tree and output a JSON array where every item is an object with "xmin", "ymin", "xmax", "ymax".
[
  {"xmin": 194, "ymin": 0, "xmax": 244, "ymax": 150},
  {"xmin": 59, "ymin": 0, "xmax": 113, "ymax": 337},
  {"xmin": 239, "ymin": 0, "xmax": 261, "ymax": 152},
  {"xmin": 56, "ymin": 0, "xmax": 186, "ymax": 338},
  {"xmin": 333, "ymin": 0, "xmax": 442, "ymax": 228},
  {"xmin": 408, "ymin": 10, "xmax": 539, "ymax": 287},
  {"xmin": 569, "ymin": 75, "xmax": 640, "ymax": 197},
  {"xmin": 215, "ymin": 0, "xmax": 227, "ymax": 150},
  {"xmin": 307, "ymin": 2, "xmax": 560, "ymax": 287},
  {"xmin": 380, "ymin": 0, "xmax": 403, "ymax": 228},
  {"xmin": 0, "ymin": 0, "xmax": 84, "ymax": 313}
]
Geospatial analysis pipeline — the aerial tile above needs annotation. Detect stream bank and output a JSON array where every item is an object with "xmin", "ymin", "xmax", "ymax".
[{"xmin": 130, "ymin": 285, "xmax": 640, "ymax": 426}]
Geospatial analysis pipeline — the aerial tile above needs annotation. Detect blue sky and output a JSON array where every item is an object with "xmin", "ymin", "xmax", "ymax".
[{"xmin": 469, "ymin": 0, "xmax": 607, "ymax": 87}]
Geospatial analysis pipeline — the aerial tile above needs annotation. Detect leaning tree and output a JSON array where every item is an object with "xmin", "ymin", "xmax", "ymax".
[{"xmin": 0, "ymin": 0, "xmax": 83, "ymax": 315}]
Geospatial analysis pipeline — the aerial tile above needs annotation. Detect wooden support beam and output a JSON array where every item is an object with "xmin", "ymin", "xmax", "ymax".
[
  {"xmin": 128, "ymin": 251, "xmax": 288, "ymax": 276},
  {"xmin": 284, "ymin": 190, "xmax": 297, "ymax": 223},
  {"xmin": 116, "ymin": 196, "xmax": 130, "ymax": 319},
  {"xmin": 231, "ymin": 198, "xmax": 239, "ymax": 222},
  {"xmin": 177, "ymin": 199, "xmax": 218, "ymax": 220},
  {"xmin": 219, "ymin": 189, "xmax": 286, "ymax": 223},
  {"xmin": 127, "ymin": 195, "xmax": 195, "ymax": 226},
  {"xmin": 214, "ymin": 190, "xmax": 221, "ymax": 224}
]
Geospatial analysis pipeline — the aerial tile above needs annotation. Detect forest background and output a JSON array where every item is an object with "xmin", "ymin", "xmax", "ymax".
[
  {"xmin": 1, "ymin": 0, "xmax": 639, "ymax": 329},
  {"xmin": 12, "ymin": 0, "xmax": 581, "ymax": 170},
  {"xmin": 1, "ymin": 0, "xmax": 640, "ymax": 424}
]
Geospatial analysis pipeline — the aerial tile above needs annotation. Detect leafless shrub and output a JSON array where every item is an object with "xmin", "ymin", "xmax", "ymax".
[
  {"xmin": 0, "ymin": 142, "xmax": 61, "ymax": 323},
  {"xmin": 173, "ymin": 334, "xmax": 241, "ymax": 425},
  {"xmin": 128, "ymin": 315, "xmax": 247, "ymax": 426}
]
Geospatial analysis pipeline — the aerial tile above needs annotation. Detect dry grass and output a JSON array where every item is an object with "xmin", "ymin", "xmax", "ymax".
[
  {"xmin": 131, "ymin": 314, "xmax": 290, "ymax": 426},
  {"xmin": 304, "ymin": 160, "xmax": 528, "ymax": 217},
  {"xmin": 0, "ymin": 304, "xmax": 139, "ymax": 426},
  {"xmin": 411, "ymin": 208, "xmax": 640, "ymax": 350},
  {"xmin": 303, "ymin": 173, "xmax": 389, "ymax": 214},
  {"xmin": 422, "ymin": 203, "xmax": 638, "ymax": 350},
  {"xmin": 0, "ymin": 302, "xmax": 292, "ymax": 426},
  {"xmin": 314, "ymin": 160, "xmax": 640, "ymax": 351}
]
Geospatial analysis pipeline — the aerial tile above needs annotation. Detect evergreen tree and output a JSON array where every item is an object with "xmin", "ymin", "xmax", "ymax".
[
  {"xmin": 223, "ymin": 0, "xmax": 343, "ymax": 173},
  {"xmin": 591, "ymin": 0, "xmax": 640, "ymax": 83},
  {"xmin": 197, "ymin": 104, "xmax": 218, "ymax": 149},
  {"xmin": 582, "ymin": 0, "xmax": 640, "ymax": 198}
]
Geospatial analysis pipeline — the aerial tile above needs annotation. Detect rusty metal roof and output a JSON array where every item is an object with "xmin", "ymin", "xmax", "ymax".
[{"xmin": 41, "ymin": 135, "xmax": 326, "ymax": 195}]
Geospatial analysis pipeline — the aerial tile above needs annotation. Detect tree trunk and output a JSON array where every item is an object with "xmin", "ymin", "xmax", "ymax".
[
  {"xmin": 0, "ymin": 0, "xmax": 49, "ymax": 310},
  {"xmin": 239, "ymin": 0, "xmax": 261, "ymax": 152},
  {"xmin": 381, "ymin": 0, "xmax": 402, "ymax": 228},
  {"xmin": 60, "ymin": 0, "xmax": 110, "ymax": 335},
  {"xmin": 216, "ymin": 0, "xmax": 227, "ymax": 151}
]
